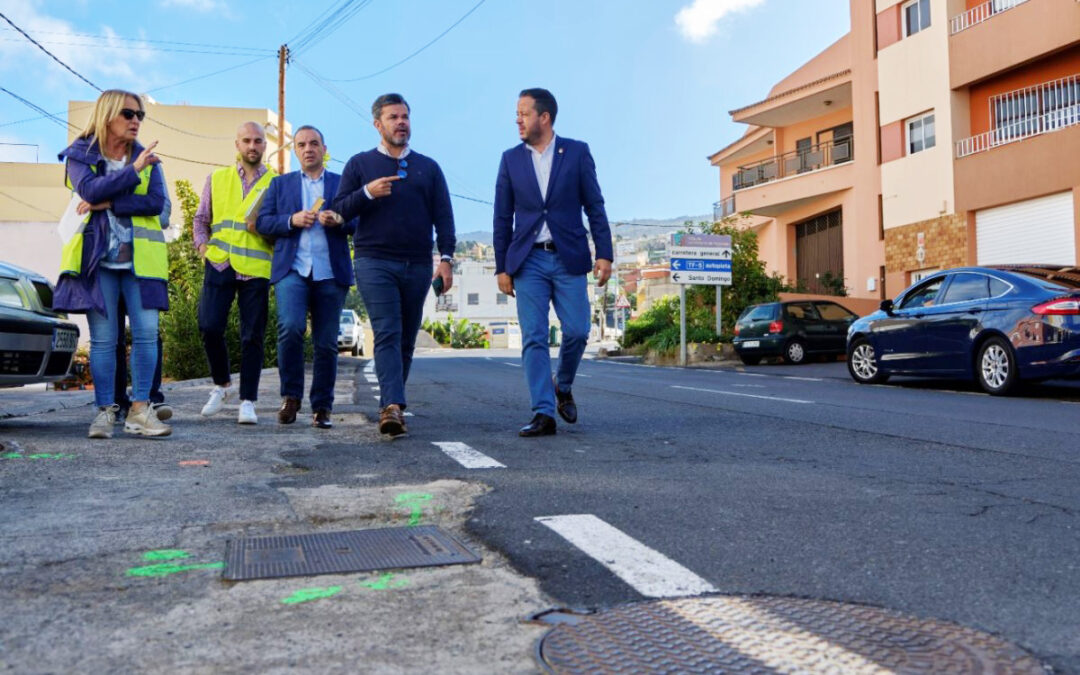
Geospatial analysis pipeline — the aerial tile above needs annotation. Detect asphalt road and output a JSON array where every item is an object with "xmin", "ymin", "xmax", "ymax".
[
  {"xmin": 3, "ymin": 350, "xmax": 1079, "ymax": 673},
  {"xmin": 359, "ymin": 351, "xmax": 1080, "ymax": 672}
]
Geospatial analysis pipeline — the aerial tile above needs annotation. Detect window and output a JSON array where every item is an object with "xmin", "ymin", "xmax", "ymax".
[
  {"xmin": 910, "ymin": 268, "xmax": 939, "ymax": 284},
  {"xmin": 940, "ymin": 273, "xmax": 990, "ymax": 304},
  {"xmin": 989, "ymin": 277, "xmax": 1011, "ymax": 298},
  {"xmin": 906, "ymin": 112, "xmax": 935, "ymax": 154},
  {"xmin": 784, "ymin": 302, "xmax": 819, "ymax": 320},
  {"xmin": 903, "ymin": 0, "xmax": 930, "ymax": 37},
  {"xmin": 815, "ymin": 302, "xmax": 857, "ymax": 321},
  {"xmin": 496, "ymin": 293, "xmax": 508, "ymax": 305},
  {"xmin": 740, "ymin": 304, "xmax": 778, "ymax": 322},
  {"xmin": 467, "ymin": 293, "xmax": 479, "ymax": 306},
  {"xmin": 993, "ymin": 77, "xmax": 1080, "ymax": 142},
  {"xmin": 899, "ymin": 277, "xmax": 943, "ymax": 309}
]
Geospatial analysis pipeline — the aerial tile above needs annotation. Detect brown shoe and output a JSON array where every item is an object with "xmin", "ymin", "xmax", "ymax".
[
  {"xmin": 378, "ymin": 404, "xmax": 406, "ymax": 437},
  {"xmin": 312, "ymin": 409, "xmax": 333, "ymax": 429},
  {"xmin": 278, "ymin": 397, "xmax": 300, "ymax": 425}
]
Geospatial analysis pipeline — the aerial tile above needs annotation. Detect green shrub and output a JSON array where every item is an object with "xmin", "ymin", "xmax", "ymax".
[{"xmin": 422, "ymin": 314, "xmax": 487, "ymax": 349}]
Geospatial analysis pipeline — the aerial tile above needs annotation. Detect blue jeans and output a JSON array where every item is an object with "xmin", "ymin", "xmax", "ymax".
[
  {"xmin": 513, "ymin": 248, "xmax": 591, "ymax": 417},
  {"xmin": 353, "ymin": 257, "xmax": 431, "ymax": 409},
  {"xmin": 275, "ymin": 271, "xmax": 348, "ymax": 411},
  {"xmin": 87, "ymin": 267, "xmax": 159, "ymax": 408},
  {"xmin": 114, "ymin": 296, "xmax": 164, "ymax": 409}
]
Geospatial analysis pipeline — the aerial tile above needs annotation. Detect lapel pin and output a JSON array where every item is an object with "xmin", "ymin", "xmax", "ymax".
[{"xmin": 558, "ymin": 147, "xmax": 564, "ymax": 154}]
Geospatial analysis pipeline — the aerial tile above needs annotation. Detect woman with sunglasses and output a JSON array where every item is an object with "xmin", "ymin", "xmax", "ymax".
[{"xmin": 55, "ymin": 89, "xmax": 171, "ymax": 439}]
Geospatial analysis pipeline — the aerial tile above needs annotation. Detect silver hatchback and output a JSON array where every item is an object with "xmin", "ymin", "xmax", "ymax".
[{"xmin": 0, "ymin": 261, "xmax": 80, "ymax": 387}]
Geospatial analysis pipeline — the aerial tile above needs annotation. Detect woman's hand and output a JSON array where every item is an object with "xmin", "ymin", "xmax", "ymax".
[
  {"xmin": 132, "ymin": 141, "xmax": 160, "ymax": 172},
  {"xmin": 76, "ymin": 200, "xmax": 112, "ymax": 215}
]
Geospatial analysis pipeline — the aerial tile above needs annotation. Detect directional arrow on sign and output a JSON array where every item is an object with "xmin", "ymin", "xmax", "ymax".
[
  {"xmin": 721, "ymin": 250, "xmax": 731, "ymax": 259},
  {"xmin": 672, "ymin": 273, "xmax": 680, "ymax": 282},
  {"xmin": 672, "ymin": 260, "xmax": 683, "ymax": 270}
]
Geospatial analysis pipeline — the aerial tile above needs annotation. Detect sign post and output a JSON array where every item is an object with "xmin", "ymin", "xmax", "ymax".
[{"xmin": 669, "ymin": 233, "xmax": 733, "ymax": 365}]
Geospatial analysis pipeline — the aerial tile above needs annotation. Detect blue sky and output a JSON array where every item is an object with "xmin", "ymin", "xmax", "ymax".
[{"xmin": 0, "ymin": 0, "xmax": 850, "ymax": 230}]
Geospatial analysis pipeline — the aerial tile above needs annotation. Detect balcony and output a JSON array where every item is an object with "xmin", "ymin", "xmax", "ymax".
[
  {"xmin": 950, "ymin": 0, "xmax": 1029, "ymax": 34},
  {"xmin": 955, "ymin": 74, "xmax": 1080, "ymax": 157},
  {"xmin": 731, "ymin": 137, "xmax": 856, "ymax": 217},
  {"xmin": 949, "ymin": 0, "xmax": 1080, "ymax": 89},
  {"xmin": 733, "ymin": 137, "xmax": 853, "ymax": 191},
  {"xmin": 713, "ymin": 197, "xmax": 736, "ymax": 221}
]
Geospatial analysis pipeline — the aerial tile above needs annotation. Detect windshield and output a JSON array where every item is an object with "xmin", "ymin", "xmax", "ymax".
[{"xmin": 340, "ymin": 315, "xmax": 353, "ymax": 325}]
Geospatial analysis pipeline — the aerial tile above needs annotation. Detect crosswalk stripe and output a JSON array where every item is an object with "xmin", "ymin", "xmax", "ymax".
[
  {"xmin": 535, "ymin": 514, "xmax": 717, "ymax": 598},
  {"xmin": 432, "ymin": 442, "xmax": 505, "ymax": 469}
]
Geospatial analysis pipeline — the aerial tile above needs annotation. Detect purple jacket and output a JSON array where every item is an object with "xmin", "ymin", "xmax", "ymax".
[{"xmin": 54, "ymin": 136, "xmax": 167, "ymax": 314}]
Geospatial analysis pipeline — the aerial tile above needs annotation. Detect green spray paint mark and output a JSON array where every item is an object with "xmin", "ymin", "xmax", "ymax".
[
  {"xmin": 1, "ymin": 453, "xmax": 74, "ymax": 460},
  {"xmin": 1, "ymin": 453, "xmax": 21, "ymax": 459},
  {"xmin": 281, "ymin": 586, "xmax": 343, "ymax": 605},
  {"xmin": 125, "ymin": 561, "xmax": 224, "ymax": 578},
  {"xmin": 143, "ymin": 550, "xmax": 190, "ymax": 561},
  {"xmin": 358, "ymin": 573, "xmax": 408, "ymax": 591},
  {"xmin": 394, "ymin": 493, "xmax": 433, "ymax": 526}
]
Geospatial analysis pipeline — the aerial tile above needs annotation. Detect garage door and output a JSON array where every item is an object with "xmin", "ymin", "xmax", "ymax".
[{"xmin": 976, "ymin": 191, "xmax": 1076, "ymax": 265}]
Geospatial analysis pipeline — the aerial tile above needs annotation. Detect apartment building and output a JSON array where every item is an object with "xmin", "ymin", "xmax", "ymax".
[{"xmin": 710, "ymin": 0, "xmax": 1080, "ymax": 300}]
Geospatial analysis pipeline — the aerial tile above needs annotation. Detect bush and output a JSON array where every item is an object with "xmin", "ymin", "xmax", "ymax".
[{"xmin": 422, "ymin": 315, "xmax": 488, "ymax": 349}]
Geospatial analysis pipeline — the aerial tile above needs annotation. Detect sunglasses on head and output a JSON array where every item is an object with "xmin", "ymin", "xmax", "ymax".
[
  {"xmin": 396, "ymin": 158, "xmax": 408, "ymax": 180},
  {"xmin": 120, "ymin": 108, "xmax": 145, "ymax": 122}
]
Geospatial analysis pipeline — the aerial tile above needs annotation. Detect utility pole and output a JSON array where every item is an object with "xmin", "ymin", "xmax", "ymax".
[{"xmin": 277, "ymin": 44, "xmax": 289, "ymax": 175}]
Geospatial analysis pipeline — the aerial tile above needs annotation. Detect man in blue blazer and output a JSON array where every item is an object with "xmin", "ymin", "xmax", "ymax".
[
  {"xmin": 494, "ymin": 88, "xmax": 613, "ymax": 437},
  {"xmin": 256, "ymin": 125, "xmax": 357, "ymax": 428}
]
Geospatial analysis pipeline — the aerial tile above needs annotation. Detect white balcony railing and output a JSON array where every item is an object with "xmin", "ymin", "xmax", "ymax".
[
  {"xmin": 956, "ymin": 108, "xmax": 1080, "ymax": 158},
  {"xmin": 957, "ymin": 73, "xmax": 1080, "ymax": 158},
  {"xmin": 950, "ymin": 0, "xmax": 1029, "ymax": 34}
]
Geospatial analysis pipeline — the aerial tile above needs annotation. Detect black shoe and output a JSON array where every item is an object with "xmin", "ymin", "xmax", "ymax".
[
  {"xmin": 519, "ymin": 413, "xmax": 556, "ymax": 437},
  {"xmin": 554, "ymin": 381, "xmax": 577, "ymax": 424},
  {"xmin": 312, "ymin": 409, "xmax": 333, "ymax": 429}
]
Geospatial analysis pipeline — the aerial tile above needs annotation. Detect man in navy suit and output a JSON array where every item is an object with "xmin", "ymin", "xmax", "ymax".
[
  {"xmin": 256, "ymin": 125, "xmax": 356, "ymax": 428},
  {"xmin": 493, "ymin": 88, "xmax": 613, "ymax": 437}
]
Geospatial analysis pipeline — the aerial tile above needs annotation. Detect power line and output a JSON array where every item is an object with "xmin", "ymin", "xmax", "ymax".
[
  {"xmin": 0, "ymin": 26, "xmax": 272, "ymax": 54},
  {"xmin": 0, "ymin": 36, "xmax": 273, "ymax": 57},
  {"xmin": 289, "ymin": 0, "xmax": 376, "ymax": 57},
  {"xmin": 326, "ymin": 157, "xmax": 493, "ymax": 206},
  {"xmin": 0, "ymin": 11, "xmax": 100, "ymax": 91},
  {"xmin": 292, "ymin": 58, "xmax": 368, "ymax": 118},
  {"xmin": 325, "ymin": 0, "xmax": 486, "ymax": 82}
]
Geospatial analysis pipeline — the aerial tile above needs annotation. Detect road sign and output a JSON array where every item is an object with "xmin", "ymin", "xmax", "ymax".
[
  {"xmin": 669, "ymin": 234, "xmax": 731, "ymax": 286},
  {"xmin": 615, "ymin": 295, "xmax": 631, "ymax": 309}
]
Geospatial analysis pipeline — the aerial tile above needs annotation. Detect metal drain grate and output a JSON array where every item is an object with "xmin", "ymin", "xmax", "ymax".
[
  {"xmin": 223, "ymin": 525, "xmax": 480, "ymax": 581},
  {"xmin": 537, "ymin": 595, "xmax": 1047, "ymax": 674}
]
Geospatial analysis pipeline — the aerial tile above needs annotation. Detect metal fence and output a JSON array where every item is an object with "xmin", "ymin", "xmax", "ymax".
[
  {"xmin": 713, "ymin": 197, "xmax": 736, "ymax": 221},
  {"xmin": 956, "ymin": 74, "xmax": 1080, "ymax": 158},
  {"xmin": 949, "ymin": 0, "xmax": 1029, "ymax": 35},
  {"xmin": 732, "ymin": 136, "xmax": 853, "ymax": 191}
]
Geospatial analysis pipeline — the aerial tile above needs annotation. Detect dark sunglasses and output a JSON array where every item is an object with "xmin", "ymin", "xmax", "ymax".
[
  {"xmin": 396, "ymin": 158, "xmax": 408, "ymax": 180},
  {"xmin": 119, "ymin": 108, "xmax": 146, "ymax": 122}
]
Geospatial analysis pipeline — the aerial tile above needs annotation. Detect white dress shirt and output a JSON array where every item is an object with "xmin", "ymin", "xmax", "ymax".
[{"xmin": 527, "ymin": 134, "xmax": 556, "ymax": 244}]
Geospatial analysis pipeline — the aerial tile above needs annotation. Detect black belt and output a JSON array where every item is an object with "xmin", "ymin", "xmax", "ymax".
[{"xmin": 533, "ymin": 241, "xmax": 557, "ymax": 252}]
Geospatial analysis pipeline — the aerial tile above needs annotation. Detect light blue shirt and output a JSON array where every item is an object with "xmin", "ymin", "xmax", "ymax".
[{"xmin": 293, "ymin": 170, "xmax": 333, "ymax": 281}]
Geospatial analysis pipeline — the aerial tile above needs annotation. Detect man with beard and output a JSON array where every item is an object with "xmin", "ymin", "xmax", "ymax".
[
  {"xmin": 332, "ymin": 94, "xmax": 455, "ymax": 438},
  {"xmin": 256, "ymin": 125, "xmax": 355, "ymax": 429},
  {"xmin": 193, "ymin": 121, "xmax": 277, "ymax": 425}
]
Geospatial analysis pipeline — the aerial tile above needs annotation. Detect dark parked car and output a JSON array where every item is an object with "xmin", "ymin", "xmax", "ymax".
[
  {"xmin": 0, "ymin": 261, "xmax": 79, "ymax": 388},
  {"xmin": 846, "ymin": 265, "xmax": 1080, "ymax": 395},
  {"xmin": 733, "ymin": 300, "xmax": 858, "ymax": 365}
]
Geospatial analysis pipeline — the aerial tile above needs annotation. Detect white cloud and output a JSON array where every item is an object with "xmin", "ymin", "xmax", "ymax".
[
  {"xmin": 675, "ymin": 0, "xmax": 766, "ymax": 43},
  {"xmin": 159, "ymin": 0, "xmax": 222, "ymax": 12},
  {"xmin": 0, "ymin": 0, "xmax": 155, "ymax": 89}
]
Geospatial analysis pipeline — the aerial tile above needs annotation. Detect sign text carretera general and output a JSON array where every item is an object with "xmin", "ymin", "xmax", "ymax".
[{"xmin": 668, "ymin": 233, "xmax": 732, "ymax": 286}]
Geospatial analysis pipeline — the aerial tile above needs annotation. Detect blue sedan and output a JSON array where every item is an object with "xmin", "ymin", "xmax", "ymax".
[{"xmin": 846, "ymin": 266, "xmax": 1080, "ymax": 395}]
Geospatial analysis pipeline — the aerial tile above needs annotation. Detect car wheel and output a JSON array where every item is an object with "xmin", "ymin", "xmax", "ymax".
[
  {"xmin": 848, "ymin": 338, "xmax": 888, "ymax": 384},
  {"xmin": 739, "ymin": 354, "xmax": 761, "ymax": 366},
  {"xmin": 352, "ymin": 343, "xmax": 360, "ymax": 357},
  {"xmin": 782, "ymin": 339, "xmax": 807, "ymax": 364},
  {"xmin": 977, "ymin": 336, "xmax": 1017, "ymax": 396}
]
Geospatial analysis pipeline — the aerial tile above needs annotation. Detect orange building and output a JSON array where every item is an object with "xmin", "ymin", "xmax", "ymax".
[{"xmin": 711, "ymin": 0, "xmax": 1080, "ymax": 300}]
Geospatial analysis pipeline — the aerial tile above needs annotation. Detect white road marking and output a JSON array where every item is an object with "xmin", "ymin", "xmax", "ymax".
[
  {"xmin": 672, "ymin": 385, "xmax": 812, "ymax": 404},
  {"xmin": 732, "ymin": 384, "xmax": 766, "ymax": 389},
  {"xmin": 736, "ymin": 372, "xmax": 767, "ymax": 378},
  {"xmin": 363, "ymin": 361, "xmax": 375, "ymax": 373},
  {"xmin": 370, "ymin": 386, "xmax": 379, "ymax": 391},
  {"xmin": 783, "ymin": 376, "xmax": 823, "ymax": 382},
  {"xmin": 432, "ymin": 442, "xmax": 505, "ymax": 469},
  {"xmin": 502, "ymin": 362, "xmax": 522, "ymax": 368},
  {"xmin": 535, "ymin": 514, "xmax": 717, "ymax": 598}
]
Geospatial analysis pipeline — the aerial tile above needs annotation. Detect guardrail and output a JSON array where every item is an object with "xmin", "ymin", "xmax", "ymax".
[{"xmin": 950, "ymin": 0, "xmax": 1029, "ymax": 35}]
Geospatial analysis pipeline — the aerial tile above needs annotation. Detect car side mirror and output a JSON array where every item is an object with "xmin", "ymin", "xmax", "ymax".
[{"xmin": 880, "ymin": 299, "xmax": 895, "ymax": 315}]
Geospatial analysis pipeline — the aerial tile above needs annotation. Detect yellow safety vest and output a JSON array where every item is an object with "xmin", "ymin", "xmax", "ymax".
[
  {"xmin": 205, "ymin": 166, "xmax": 277, "ymax": 278},
  {"xmin": 60, "ymin": 164, "xmax": 168, "ymax": 281}
]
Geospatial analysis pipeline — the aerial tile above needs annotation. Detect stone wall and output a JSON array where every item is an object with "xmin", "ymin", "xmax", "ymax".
[{"xmin": 884, "ymin": 213, "xmax": 969, "ymax": 282}]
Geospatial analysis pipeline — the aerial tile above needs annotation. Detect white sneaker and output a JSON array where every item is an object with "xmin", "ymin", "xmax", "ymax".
[
  {"xmin": 88, "ymin": 405, "xmax": 119, "ymax": 439},
  {"xmin": 201, "ymin": 385, "xmax": 231, "ymax": 417},
  {"xmin": 151, "ymin": 402, "xmax": 173, "ymax": 422},
  {"xmin": 124, "ymin": 405, "xmax": 172, "ymax": 438},
  {"xmin": 238, "ymin": 400, "xmax": 258, "ymax": 425}
]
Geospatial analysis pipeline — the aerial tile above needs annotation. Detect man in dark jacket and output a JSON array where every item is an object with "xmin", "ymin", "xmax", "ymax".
[{"xmin": 332, "ymin": 93, "xmax": 456, "ymax": 437}]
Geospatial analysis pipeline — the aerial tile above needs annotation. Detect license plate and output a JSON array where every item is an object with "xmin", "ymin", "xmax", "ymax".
[
  {"xmin": 53, "ymin": 328, "xmax": 78, "ymax": 351},
  {"xmin": 742, "ymin": 340, "xmax": 760, "ymax": 348}
]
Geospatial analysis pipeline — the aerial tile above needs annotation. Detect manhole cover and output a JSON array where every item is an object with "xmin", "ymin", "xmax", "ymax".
[
  {"xmin": 537, "ymin": 595, "xmax": 1046, "ymax": 674},
  {"xmin": 223, "ymin": 525, "xmax": 480, "ymax": 581}
]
